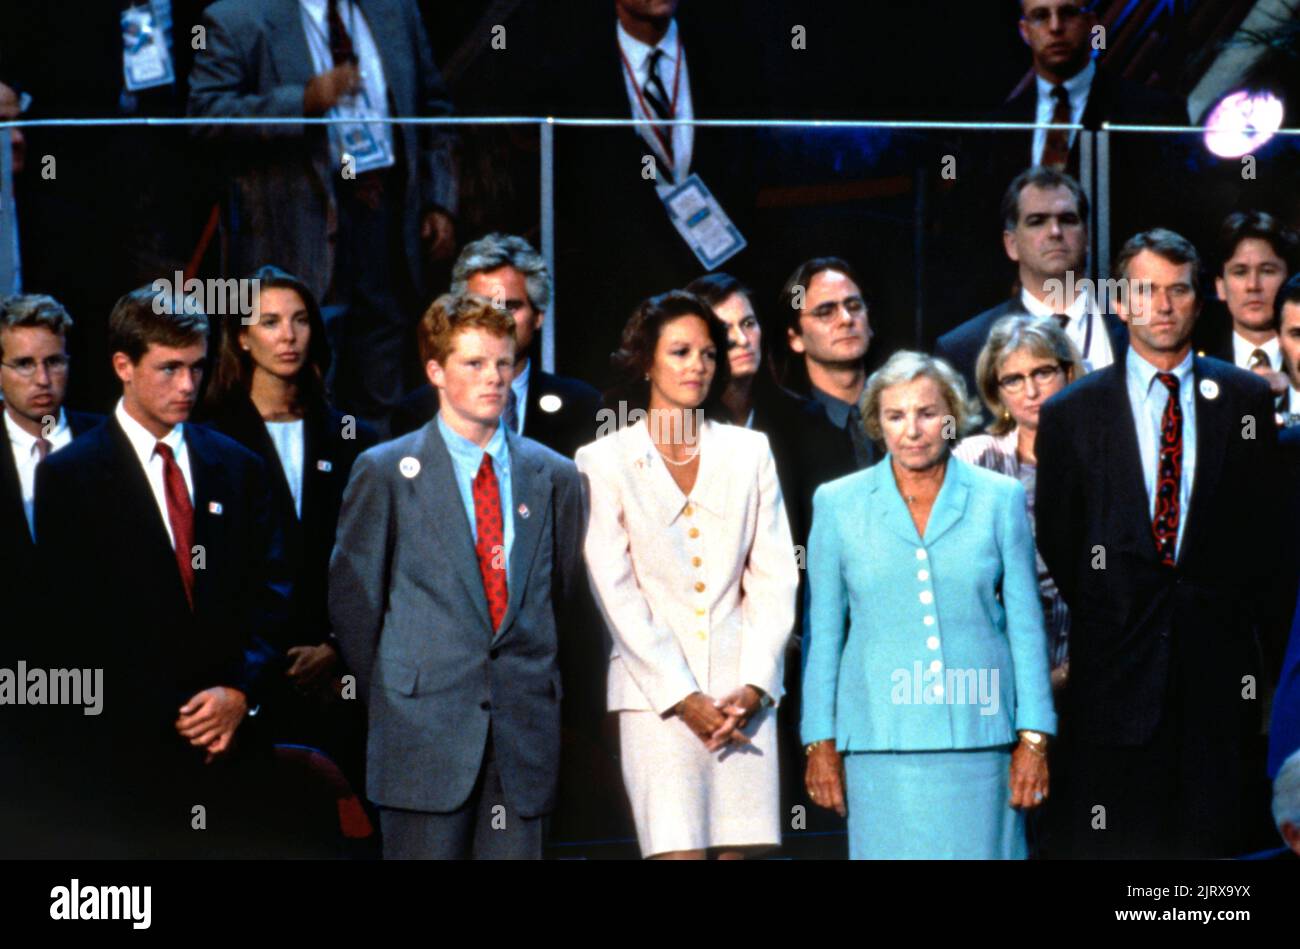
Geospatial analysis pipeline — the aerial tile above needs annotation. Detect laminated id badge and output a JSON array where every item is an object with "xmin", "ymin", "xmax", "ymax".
[
  {"xmin": 333, "ymin": 88, "xmax": 395, "ymax": 174},
  {"xmin": 660, "ymin": 174, "xmax": 747, "ymax": 270},
  {"xmin": 121, "ymin": 5, "xmax": 175, "ymax": 91}
]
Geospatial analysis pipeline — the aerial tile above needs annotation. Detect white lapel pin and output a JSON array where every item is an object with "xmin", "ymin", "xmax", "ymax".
[
  {"xmin": 208, "ymin": 501, "xmax": 223, "ymax": 515},
  {"xmin": 1199, "ymin": 379, "xmax": 1220, "ymax": 400},
  {"xmin": 518, "ymin": 503, "xmax": 530, "ymax": 519},
  {"xmin": 316, "ymin": 459, "xmax": 333, "ymax": 473},
  {"xmin": 539, "ymin": 394, "xmax": 563, "ymax": 414},
  {"xmin": 399, "ymin": 456, "xmax": 421, "ymax": 479}
]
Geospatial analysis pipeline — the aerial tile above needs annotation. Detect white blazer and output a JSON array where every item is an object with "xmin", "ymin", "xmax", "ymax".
[{"xmin": 575, "ymin": 418, "xmax": 798, "ymax": 715}]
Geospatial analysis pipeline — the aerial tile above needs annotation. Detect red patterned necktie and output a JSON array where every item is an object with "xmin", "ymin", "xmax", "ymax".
[
  {"xmin": 155, "ymin": 442, "xmax": 196, "ymax": 609},
  {"xmin": 472, "ymin": 453, "xmax": 508, "ymax": 631},
  {"xmin": 1042, "ymin": 85, "xmax": 1072, "ymax": 170},
  {"xmin": 1150, "ymin": 373, "xmax": 1183, "ymax": 567}
]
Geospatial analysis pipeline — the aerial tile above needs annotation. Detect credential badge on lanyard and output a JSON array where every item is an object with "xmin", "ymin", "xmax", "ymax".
[{"xmin": 121, "ymin": 3, "xmax": 175, "ymax": 92}]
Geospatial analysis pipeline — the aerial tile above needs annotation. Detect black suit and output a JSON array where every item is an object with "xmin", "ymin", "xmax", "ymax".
[
  {"xmin": 197, "ymin": 398, "xmax": 379, "ymax": 792},
  {"xmin": 391, "ymin": 368, "xmax": 603, "ymax": 460},
  {"xmin": 34, "ymin": 416, "xmax": 290, "ymax": 856},
  {"xmin": 996, "ymin": 66, "xmax": 1187, "ymax": 178},
  {"xmin": 545, "ymin": 2, "xmax": 763, "ymax": 384},
  {"xmin": 1036, "ymin": 355, "xmax": 1283, "ymax": 858},
  {"xmin": 934, "ymin": 296, "xmax": 1128, "ymax": 396},
  {"xmin": 0, "ymin": 409, "xmax": 102, "ymax": 641}
]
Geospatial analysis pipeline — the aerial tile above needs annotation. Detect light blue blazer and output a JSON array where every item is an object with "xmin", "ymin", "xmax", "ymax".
[{"xmin": 801, "ymin": 454, "xmax": 1056, "ymax": 751}]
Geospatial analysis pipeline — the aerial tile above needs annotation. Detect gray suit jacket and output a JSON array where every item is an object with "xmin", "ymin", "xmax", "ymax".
[
  {"xmin": 188, "ymin": 0, "xmax": 459, "ymax": 303},
  {"xmin": 328, "ymin": 422, "xmax": 584, "ymax": 817}
]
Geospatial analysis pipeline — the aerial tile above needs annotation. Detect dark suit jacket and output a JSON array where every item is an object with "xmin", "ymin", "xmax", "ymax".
[
  {"xmin": 545, "ymin": 2, "xmax": 763, "ymax": 382},
  {"xmin": 188, "ymin": 0, "xmax": 458, "ymax": 305},
  {"xmin": 0, "ymin": 409, "xmax": 102, "ymax": 589},
  {"xmin": 390, "ymin": 368, "xmax": 603, "ymax": 460},
  {"xmin": 1035, "ymin": 356, "xmax": 1283, "ymax": 749},
  {"xmin": 1269, "ymin": 427, "xmax": 1300, "ymax": 778},
  {"xmin": 35, "ymin": 417, "xmax": 288, "ymax": 754},
  {"xmin": 996, "ymin": 65, "xmax": 1187, "ymax": 176},
  {"xmin": 934, "ymin": 295, "xmax": 1128, "ymax": 396},
  {"xmin": 330, "ymin": 422, "xmax": 585, "ymax": 817},
  {"xmin": 197, "ymin": 397, "xmax": 379, "ymax": 650}
]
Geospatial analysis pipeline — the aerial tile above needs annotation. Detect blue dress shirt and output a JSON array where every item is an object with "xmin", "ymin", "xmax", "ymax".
[
  {"xmin": 1124, "ymin": 347, "xmax": 1197, "ymax": 560},
  {"xmin": 437, "ymin": 413, "xmax": 514, "ymax": 584}
]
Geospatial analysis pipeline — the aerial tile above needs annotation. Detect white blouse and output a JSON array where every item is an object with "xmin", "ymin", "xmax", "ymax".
[{"xmin": 265, "ymin": 419, "xmax": 305, "ymax": 518}]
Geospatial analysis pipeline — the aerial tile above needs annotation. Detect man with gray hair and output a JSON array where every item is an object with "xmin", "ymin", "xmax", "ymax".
[
  {"xmin": 1270, "ymin": 748, "xmax": 1300, "ymax": 858},
  {"xmin": 391, "ymin": 233, "xmax": 602, "ymax": 459}
]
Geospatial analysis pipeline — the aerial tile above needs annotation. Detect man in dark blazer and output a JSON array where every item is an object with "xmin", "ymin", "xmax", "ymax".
[
  {"xmin": 998, "ymin": 0, "xmax": 1186, "ymax": 177},
  {"xmin": 936, "ymin": 167, "xmax": 1126, "ymax": 395},
  {"xmin": 34, "ymin": 287, "xmax": 288, "ymax": 857},
  {"xmin": 1036, "ymin": 229, "xmax": 1284, "ymax": 859},
  {"xmin": 331, "ymin": 292, "xmax": 585, "ymax": 859},
  {"xmin": 189, "ymin": 0, "xmax": 460, "ymax": 429},
  {"xmin": 391, "ymin": 234, "xmax": 603, "ymax": 458},
  {"xmin": 544, "ymin": 0, "xmax": 764, "ymax": 384}
]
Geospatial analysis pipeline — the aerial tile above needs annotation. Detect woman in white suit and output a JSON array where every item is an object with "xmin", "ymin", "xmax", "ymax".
[{"xmin": 576, "ymin": 290, "xmax": 799, "ymax": 860}]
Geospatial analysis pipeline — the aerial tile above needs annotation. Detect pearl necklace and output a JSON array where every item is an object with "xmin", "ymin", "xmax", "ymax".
[{"xmin": 656, "ymin": 445, "xmax": 699, "ymax": 466}]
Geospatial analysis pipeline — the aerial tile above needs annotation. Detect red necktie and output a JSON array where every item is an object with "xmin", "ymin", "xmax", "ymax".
[
  {"xmin": 327, "ymin": 0, "xmax": 356, "ymax": 66},
  {"xmin": 1151, "ymin": 373, "xmax": 1183, "ymax": 567},
  {"xmin": 1042, "ymin": 85, "xmax": 1072, "ymax": 170},
  {"xmin": 155, "ymin": 442, "xmax": 196, "ymax": 609},
  {"xmin": 34, "ymin": 437, "xmax": 51, "ymax": 462},
  {"xmin": 472, "ymin": 453, "xmax": 508, "ymax": 631}
]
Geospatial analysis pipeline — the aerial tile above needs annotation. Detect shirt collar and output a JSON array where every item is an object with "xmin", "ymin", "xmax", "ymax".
[
  {"xmin": 809, "ymin": 385, "xmax": 854, "ymax": 429},
  {"xmin": 511, "ymin": 358, "xmax": 531, "ymax": 399},
  {"xmin": 4, "ymin": 405, "xmax": 67, "ymax": 452},
  {"xmin": 437, "ymin": 412, "xmax": 509, "ymax": 472},
  {"xmin": 115, "ymin": 398, "xmax": 184, "ymax": 466},
  {"xmin": 1021, "ymin": 285, "xmax": 1091, "ymax": 322},
  {"xmin": 1231, "ymin": 331, "xmax": 1280, "ymax": 368},
  {"xmin": 1035, "ymin": 58, "xmax": 1096, "ymax": 107},
  {"xmin": 1126, "ymin": 345, "xmax": 1193, "ymax": 396},
  {"xmin": 616, "ymin": 17, "xmax": 679, "ymax": 76}
]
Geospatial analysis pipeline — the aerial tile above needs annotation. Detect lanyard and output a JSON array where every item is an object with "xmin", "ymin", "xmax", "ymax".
[{"xmin": 619, "ymin": 39, "xmax": 682, "ymax": 171}]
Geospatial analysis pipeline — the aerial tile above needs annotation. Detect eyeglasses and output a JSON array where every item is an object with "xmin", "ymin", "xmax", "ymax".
[
  {"xmin": 1023, "ymin": 4, "xmax": 1087, "ymax": 26},
  {"xmin": 803, "ymin": 297, "xmax": 868, "ymax": 322},
  {"xmin": 997, "ymin": 364, "xmax": 1063, "ymax": 393},
  {"xmin": 1, "ymin": 355, "xmax": 70, "ymax": 378}
]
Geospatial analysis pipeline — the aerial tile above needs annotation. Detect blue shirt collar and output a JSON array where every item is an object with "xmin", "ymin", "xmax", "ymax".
[
  {"xmin": 1126, "ymin": 345, "xmax": 1193, "ymax": 395},
  {"xmin": 437, "ymin": 412, "xmax": 509, "ymax": 470}
]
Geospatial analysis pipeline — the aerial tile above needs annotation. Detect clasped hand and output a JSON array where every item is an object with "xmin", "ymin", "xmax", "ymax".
[{"xmin": 677, "ymin": 686, "xmax": 762, "ymax": 752}]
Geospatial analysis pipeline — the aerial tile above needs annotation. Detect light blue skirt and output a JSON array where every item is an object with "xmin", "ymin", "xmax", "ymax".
[{"xmin": 843, "ymin": 747, "xmax": 1025, "ymax": 860}]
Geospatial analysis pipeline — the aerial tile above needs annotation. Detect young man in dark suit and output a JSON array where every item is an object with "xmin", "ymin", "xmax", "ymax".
[
  {"xmin": 34, "ymin": 286, "xmax": 289, "ymax": 857},
  {"xmin": 391, "ymin": 234, "xmax": 603, "ymax": 459},
  {"xmin": 331, "ymin": 292, "xmax": 585, "ymax": 859},
  {"xmin": 0, "ymin": 294, "xmax": 101, "ymax": 855},
  {"xmin": 1036, "ymin": 229, "xmax": 1284, "ymax": 858},
  {"xmin": 936, "ymin": 168, "xmax": 1126, "ymax": 395}
]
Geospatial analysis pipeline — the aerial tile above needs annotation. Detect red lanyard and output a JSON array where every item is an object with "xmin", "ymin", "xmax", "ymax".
[{"xmin": 619, "ymin": 39, "xmax": 683, "ymax": 169}]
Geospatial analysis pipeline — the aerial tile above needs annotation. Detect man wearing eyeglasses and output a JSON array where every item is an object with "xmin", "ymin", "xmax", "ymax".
[
  {"xmin": 0, "ymin": 295, "xmax": 101, "ymax": 547},
  {"xmin": 1001, "ymin": 1, "xmax": 1185, "ymax": 174}
]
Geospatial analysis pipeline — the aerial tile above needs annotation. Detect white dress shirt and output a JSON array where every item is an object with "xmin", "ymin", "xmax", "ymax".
[
  {"xmin": 5, "ymin": 406, "xmax": 72, "ymax": 539},
  {"xmin": 617, "ymin": 18, "xmax": 695, "ymax": 186},
  {"xmin": 1230, "ymin": 332, "xmax": 1282, "ymax": 371},
  {"xmin": 298, "ymin": 0, "xmax": 393, "ymax": 164},
  {"xmin": 114, "ymin": 399, "xmax": 193, "ymax": 548},
  {"xmin": 265, "ymin": 419, "xmax": 306, "ymax": 518},
  {"xmin": 1021, "ymin": 285, "xmax": 1115, "ymax": 372},
  {"xmin": 1032, "ymin": 59, "xmax": 1096, "ymax": 167}
]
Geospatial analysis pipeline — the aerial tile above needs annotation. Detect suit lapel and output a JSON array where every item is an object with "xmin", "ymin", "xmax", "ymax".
[
  {"xmin": 267, "ymin": 0, "xmax": 316, "ymax": 89},
  {"xmin": 0, "ymin": 430, "xmax": 28, "ymax": 547},
  {"xmin": 871, "ymin": 461, "xmax": 922, "ymax": 546},
  {"xmin": 496, "ymin": 432, "xmax": 552, "ymax": 641},
  {"xmin": 1181, "ymin": 358, "xmax": 1231, "ymax": 563},
  {"xmin": 922, "ymin": 455, "xmax": 970, "ymax": 546},
  {"xmin": 1100, "ymin": 364, "xmax": 1161, "ymax": 563},
  {"xmin": 187, "ymin": 426, "xmax": 228, "ymax": 612},
  {"xmin": 412, "ymin": 423, "xmax": 494, "ymax": 634},
  {"xmin": 357, "ymin": 0, "xmax": 408, "ymax": 115}
]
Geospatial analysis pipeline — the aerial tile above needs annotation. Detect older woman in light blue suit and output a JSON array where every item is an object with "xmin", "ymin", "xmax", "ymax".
[{"xmin": 802, "ymin": 351, "xmax": 1056, "ymax": 859}]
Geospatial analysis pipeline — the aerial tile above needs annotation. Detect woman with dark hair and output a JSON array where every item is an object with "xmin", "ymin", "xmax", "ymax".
[
  {"xmin": 576, "ymin": 291, "xmax": 799, "ymax": 859},
  {"xmin": 198, "ymin": 265, "xmax": 377, "ymax": 786}
]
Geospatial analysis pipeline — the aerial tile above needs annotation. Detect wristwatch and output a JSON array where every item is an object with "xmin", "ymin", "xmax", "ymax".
[{"xmin": 1018, "ymin": 729, "xmax": 1048, "ymax": 754}]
